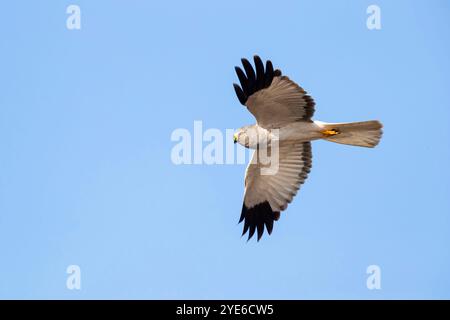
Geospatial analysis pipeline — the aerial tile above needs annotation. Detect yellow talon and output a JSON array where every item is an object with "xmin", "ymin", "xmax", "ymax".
[{"xmin": 321, "ymin": 129, "xmax": 340, "ymax": 137}]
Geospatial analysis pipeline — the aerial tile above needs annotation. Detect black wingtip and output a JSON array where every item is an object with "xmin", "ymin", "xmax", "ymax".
[
  {"xmin": 233, "ymin": 56, "xmax": 281, "ymax": 105},
  {"xmin": 253, "ymin": 55, "xmax": 263, "ymax": 68},
  {"xmin": 256, "ymin": 221, "xmax": 264, "ymax": 241},
  {"xmin": 264, "ymin": 60, "xmax": 274, "ymax": 88},
  {"xmin": 233, "ymin": 83, "xmax": 247, "ymax": 105},
  {"xmin": 234, "ymin": 67, "xmax": 248, "ymax": 92},
  {"xmin": 241, "ymin": 58, "xmax": 255, "ymax": 83},
  {"xmin": 253, "ymin": 55, "xmax": 265, "ymax": 91},
  {"xmin": 238, "ymin": 205, "xmax": 246, "ymax": 223},
  {"xmin": 239, "ymin": 201, "xmax": 280, "ymax": 241}
]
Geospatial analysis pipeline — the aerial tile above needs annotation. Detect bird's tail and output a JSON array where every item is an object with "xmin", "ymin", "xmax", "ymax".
[{"xmin": 319, "ymin": 120, "xmax": 383, "ymax": 148}]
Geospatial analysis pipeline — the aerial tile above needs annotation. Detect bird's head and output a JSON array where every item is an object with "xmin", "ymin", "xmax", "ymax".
[
  {"xmin": 234, "ymin": 126, "xmax": 261, "ymax": 149},
  {"xmin": 233, "ymin": 132, "xmax": 239, "ymax": 144}
]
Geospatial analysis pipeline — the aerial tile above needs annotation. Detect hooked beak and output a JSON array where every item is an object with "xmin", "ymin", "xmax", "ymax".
[{"xmin": 233, "ymin": 134, "xmax": 238, "ymax": 144}]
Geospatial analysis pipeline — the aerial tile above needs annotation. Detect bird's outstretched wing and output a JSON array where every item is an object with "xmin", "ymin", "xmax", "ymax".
[
  {"xmin": 240, "ymin": 142, "xmax": 312, "ymax": 241},
  {"xmin": 233, "ymin": 56, "xmax": 315, "ymax": 129}
]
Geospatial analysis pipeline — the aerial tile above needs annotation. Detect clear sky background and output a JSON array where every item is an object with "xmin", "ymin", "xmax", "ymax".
[{"xmin": 1, "ymin": 0, "xmax": 449, "ymax": 299}]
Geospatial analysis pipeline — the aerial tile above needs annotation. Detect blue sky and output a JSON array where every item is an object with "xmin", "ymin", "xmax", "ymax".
[{"xmin": 1, "ymin": 0, "xmax": 449, "ymax": 299}]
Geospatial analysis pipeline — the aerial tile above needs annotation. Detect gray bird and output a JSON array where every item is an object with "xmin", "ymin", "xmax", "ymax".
[{"xmin": 233, "ymin": 56, "xmax": 383, "ymax": 241}]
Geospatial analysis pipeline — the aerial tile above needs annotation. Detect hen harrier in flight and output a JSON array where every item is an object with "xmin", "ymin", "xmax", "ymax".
[{"xmin": 233, "ymin": 55, "xmax": 382, "ymax": 241}]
